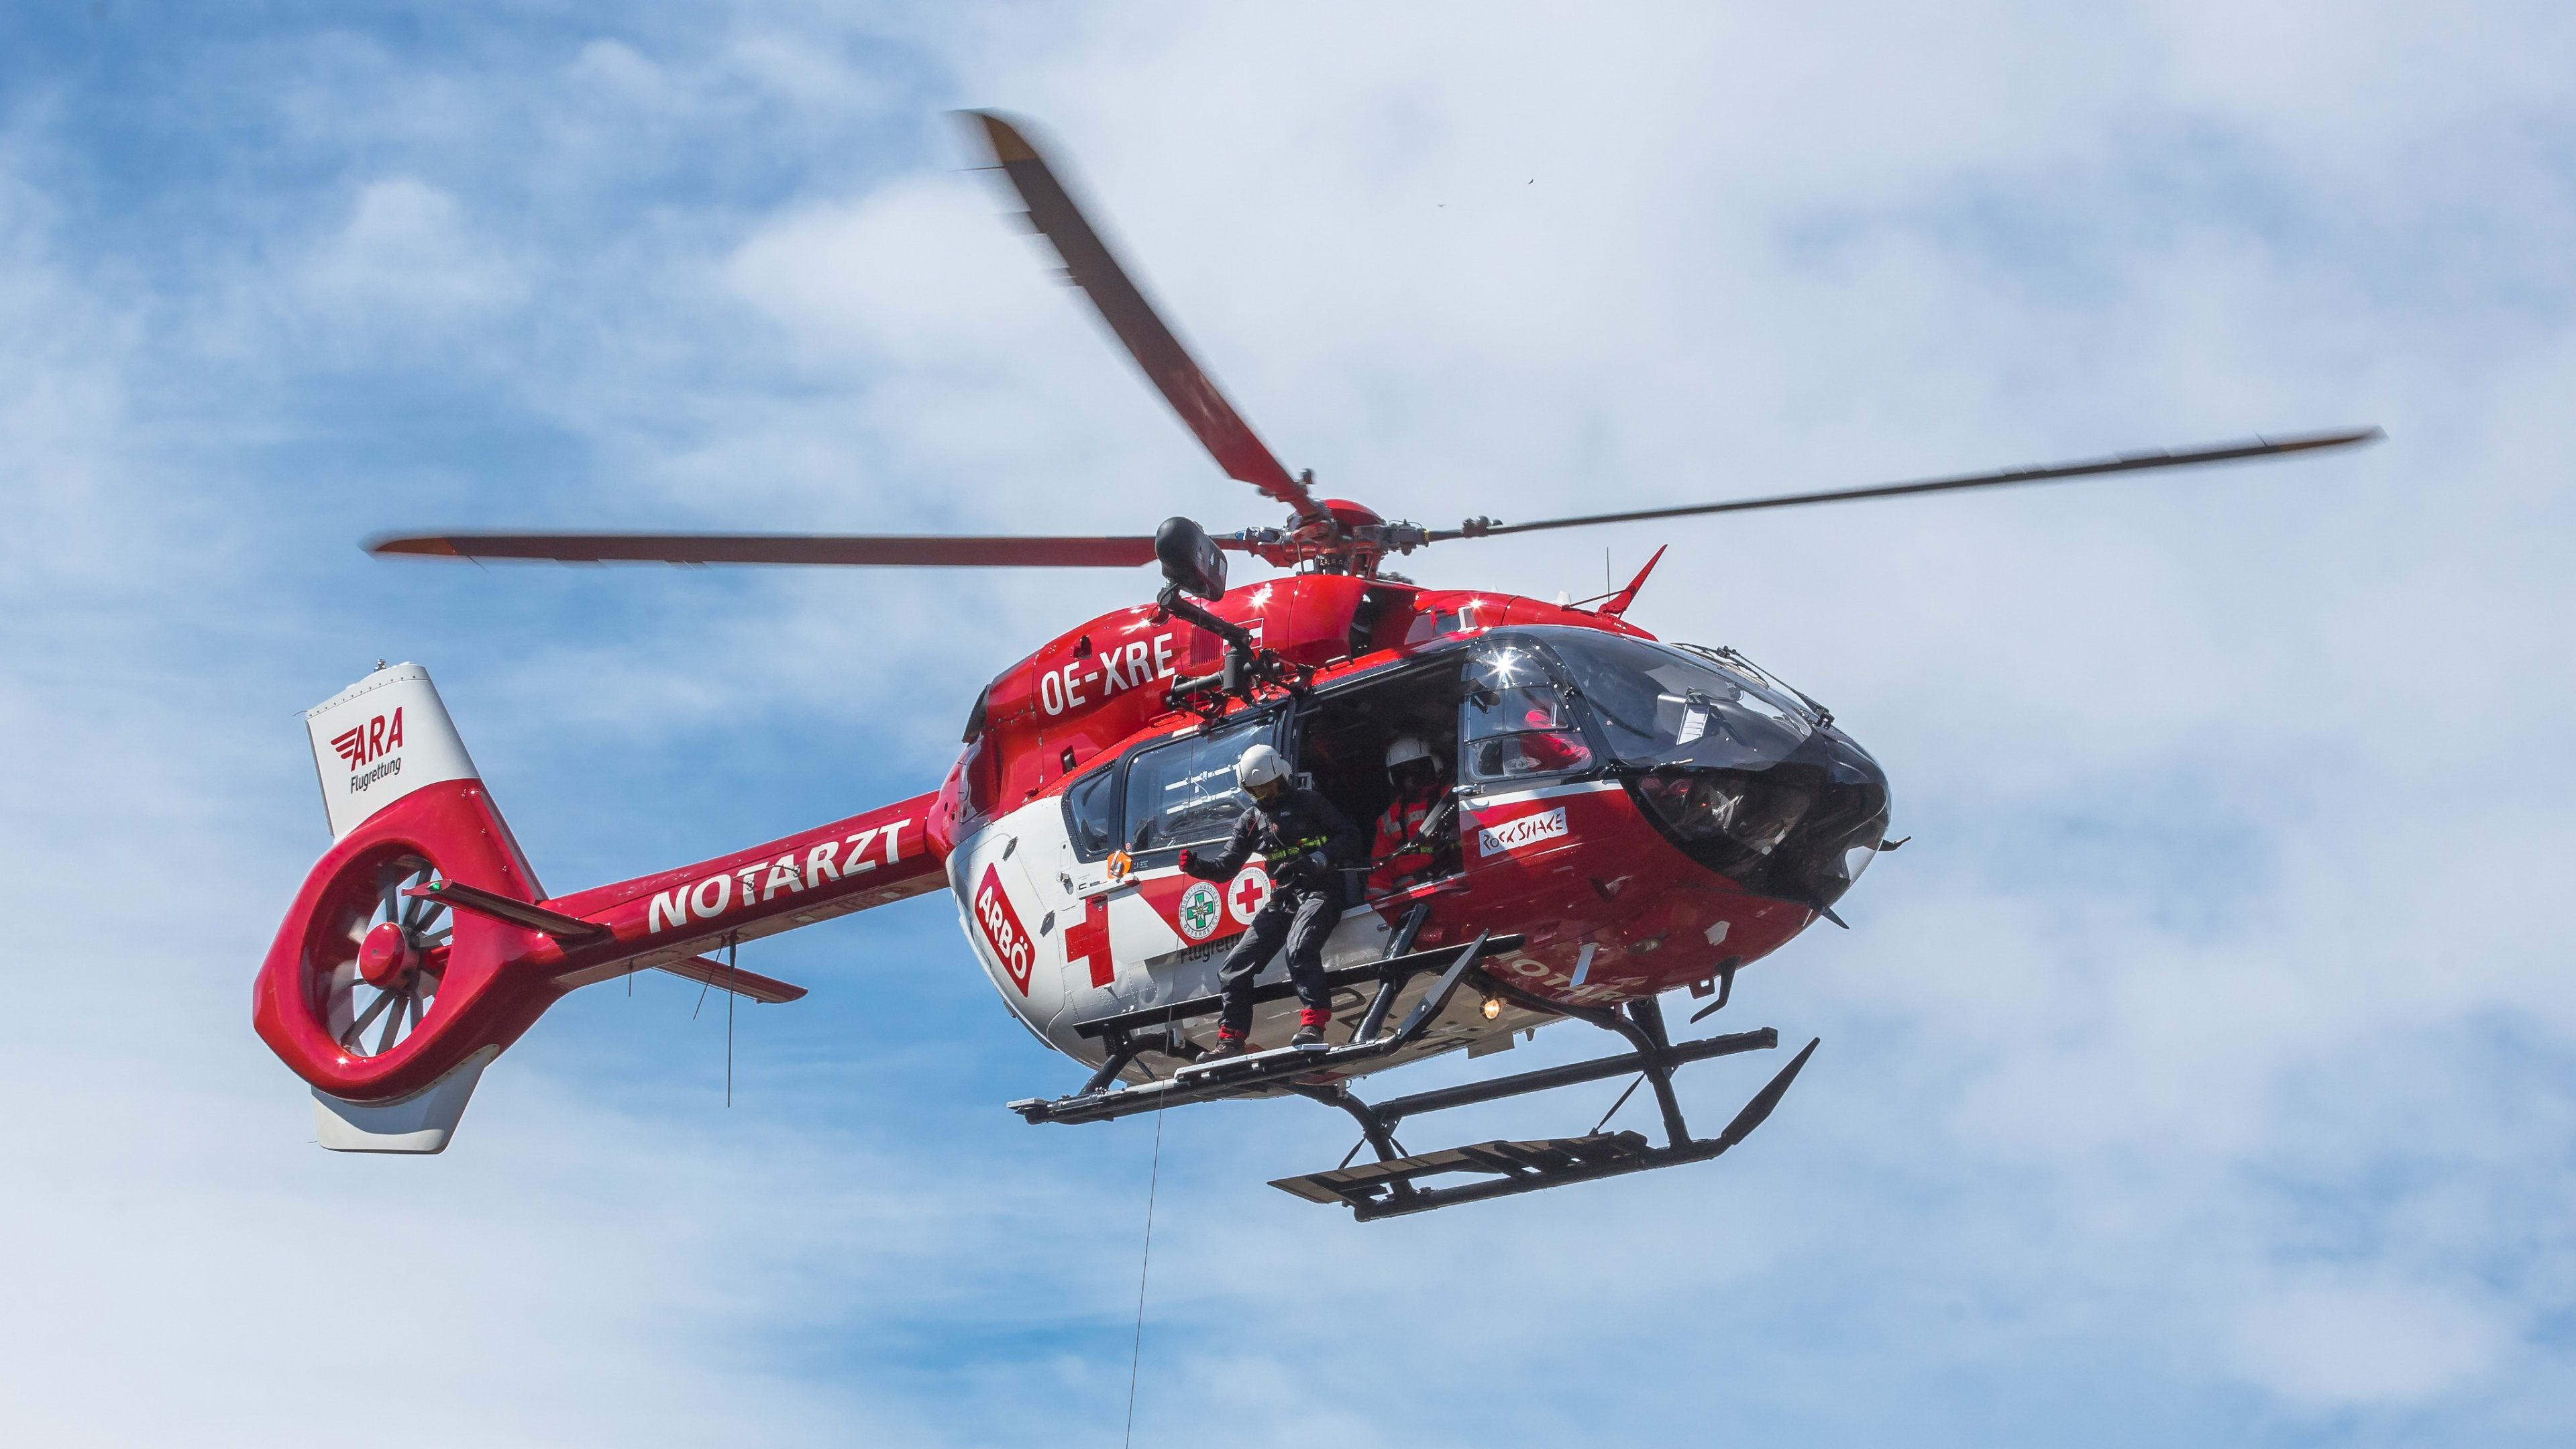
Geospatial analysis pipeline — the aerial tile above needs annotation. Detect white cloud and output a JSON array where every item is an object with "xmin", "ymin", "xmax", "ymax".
[
  {"xmin": 303, "ymin": 176, "xmax": 525, "ymax": 322},
  {"xmin": 2228, "ymin": 1277, "xmax": 2514, "ymax": 1409}
]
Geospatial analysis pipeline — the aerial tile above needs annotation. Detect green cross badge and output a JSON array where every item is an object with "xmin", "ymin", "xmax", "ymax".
[{"xmin": 1178, "ymin": 881, "xmax": 1223, "ymax": 941}]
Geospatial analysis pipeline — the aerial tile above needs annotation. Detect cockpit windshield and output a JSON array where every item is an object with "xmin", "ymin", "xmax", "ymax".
[
  {"xmin": 1467, "ymin": 627, "xmax": 1890, "ymax": 912},
  {"xmin": 1544, "ymin": 631, "xmax": 1815, "ymax": 772}
]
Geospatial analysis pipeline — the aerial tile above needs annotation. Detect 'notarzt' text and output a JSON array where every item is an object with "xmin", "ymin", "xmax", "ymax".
[{"xmin": 645, "ymin": 820, "xmax": 912, "ymax": 933}]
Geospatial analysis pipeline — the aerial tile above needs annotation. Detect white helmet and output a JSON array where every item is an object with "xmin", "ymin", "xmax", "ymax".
[
  {"xmin": 1385, "ymin": 736, "xmax": 1434, "ymax": 771},
  {"xmin": 1235, "ymin": 743, "xmax": 1290, "ymax": 794}
]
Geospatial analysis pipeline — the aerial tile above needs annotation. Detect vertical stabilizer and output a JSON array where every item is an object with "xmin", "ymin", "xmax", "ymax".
[{"xmin": 305, "ymin": 663, "xmax": 480, "ymax": 841}]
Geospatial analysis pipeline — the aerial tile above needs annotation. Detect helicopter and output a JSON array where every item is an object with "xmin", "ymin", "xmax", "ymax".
[{"xmin": 250, "ymin": 112, "xmax": 2379, "ymax": 1220}]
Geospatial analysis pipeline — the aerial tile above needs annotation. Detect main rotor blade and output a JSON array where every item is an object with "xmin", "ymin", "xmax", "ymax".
[
  {"xmin": 367, "ymin": 532, "xmax": 1163, "ymax": 568},
  {"xmin": 1426, "ymin": 427, "xmax": 2384, "ymax": 542},
  {"xmin": 964, "ymin": 111, "xmax": 1321, "ymax": 521}
]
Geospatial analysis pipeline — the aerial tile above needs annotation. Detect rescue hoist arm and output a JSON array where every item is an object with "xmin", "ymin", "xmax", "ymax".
[{"xmin": 1151, "ymin": 582, "xmax": 1313, "ymax": 715}]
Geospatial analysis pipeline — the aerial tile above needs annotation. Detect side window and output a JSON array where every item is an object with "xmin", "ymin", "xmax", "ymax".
[
  {"xmin": 1121, "ymin": 714, "xmax": 1276, "ymax": 854},
  {"xmin": 961, "ymin": 733, "xmax": 1002, "ymax": 820},
  {"xmin": 1462, "ymin": 645, "xmax": 1595, "ymax": 784},
  {"xmin": 1061, "ymin": 765, "xmax": 1119, "ymax": 861}
]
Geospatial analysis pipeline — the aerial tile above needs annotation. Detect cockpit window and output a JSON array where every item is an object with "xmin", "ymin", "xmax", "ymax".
[
  {"xmin": 1462, "ymin": 641, "xmax": 1595, "ymax": 782},
  {"xmin": 1547, "ymin": 631, "xmax": 1813, "ymax": 771},
  {"xmin": 1062, "ymin": 765, "xmax": 1119, "ymax": 861}
]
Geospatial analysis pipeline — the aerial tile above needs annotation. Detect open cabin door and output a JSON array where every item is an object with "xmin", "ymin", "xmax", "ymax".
[{"xmin": 1051, "ymin": 708, "xmax": 1289, "ymax": 1026}]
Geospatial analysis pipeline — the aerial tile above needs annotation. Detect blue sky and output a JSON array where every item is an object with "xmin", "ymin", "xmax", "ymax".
[{"xmin": 3, "ymin": 3, "xmax": 2571, "ymax": 1444}]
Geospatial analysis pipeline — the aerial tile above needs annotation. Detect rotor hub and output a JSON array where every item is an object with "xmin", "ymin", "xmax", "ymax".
[{"xmin": 359, "ymin": 920, "xmax": 417, "ymax": 988}]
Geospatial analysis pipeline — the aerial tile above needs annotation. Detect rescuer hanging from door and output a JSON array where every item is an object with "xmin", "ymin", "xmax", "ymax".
[{"xmin": 1179, "ymin": 743, "xmax": 1366, "ymax": 1057}]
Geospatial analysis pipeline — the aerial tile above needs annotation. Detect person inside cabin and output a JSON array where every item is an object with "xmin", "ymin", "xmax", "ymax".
[
  {"xmin": 1368, "ymin": 735, "xmax": 1453, "ymax": 894},
  {"xmin": 1179, "ymin": 743, "xmax": 1366, "ymax": 1057}
]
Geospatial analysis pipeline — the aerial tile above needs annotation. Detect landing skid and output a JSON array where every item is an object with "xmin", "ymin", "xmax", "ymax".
[
  {"xmin": 1275, "ymin": 1032, "xmax": 1818, "ymax": 1220},
  {"xmin": 1007, "ymin": 906, "xmax": 1821, "ymax": 1220}
]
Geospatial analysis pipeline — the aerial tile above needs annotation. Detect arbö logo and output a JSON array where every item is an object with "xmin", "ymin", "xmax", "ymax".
[{"xmin": 975, "ymin": 863, "xmax": 1036, "ymax": 994}]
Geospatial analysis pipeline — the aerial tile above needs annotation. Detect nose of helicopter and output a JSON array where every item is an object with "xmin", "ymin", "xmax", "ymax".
[
  {"xmin": 1802, "ymin": 729, "xmax": 1893, "ymax": 907},
  {"xmin": 1625, "ymin": 727, "xmax": 1892, "ymax": 912}
]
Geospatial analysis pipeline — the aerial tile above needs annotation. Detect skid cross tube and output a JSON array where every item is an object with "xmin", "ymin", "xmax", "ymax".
[
  {"xmin": 1286, "ymin": 1081, "xmax": 1406, "ymax": 1169},
  {"xmin": 1076, "ymin": 1021, "xmax": 1206, "ymax": 1097},
  {"xmin": 1467, "ymin": 966, "xmax": 1690, "ymax": 1148},
  {"xmin": 1367, "ymin": 1028, "xmax": 1777, "ymax": 1126}
]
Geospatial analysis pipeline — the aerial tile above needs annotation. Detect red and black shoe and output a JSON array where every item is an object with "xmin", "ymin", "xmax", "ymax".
[
  {"xmin": 1203, "ymin": 1028, "xmax": 1254, "ymax": 1060},
  {"xmin": 1290, "ymin": 1008, "xmax": 1332, "ymax": 1051}
]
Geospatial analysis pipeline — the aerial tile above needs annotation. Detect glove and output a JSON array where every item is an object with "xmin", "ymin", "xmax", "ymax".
[{"xmin": 1175, "ymin": 847, "xmax": 1195, "ymax": 873}]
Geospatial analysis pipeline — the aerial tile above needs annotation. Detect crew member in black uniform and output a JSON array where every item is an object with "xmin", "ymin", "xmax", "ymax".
[{"xmin": 1179, "ymin": 743, "xmax": 1366, "ymax": 1057}]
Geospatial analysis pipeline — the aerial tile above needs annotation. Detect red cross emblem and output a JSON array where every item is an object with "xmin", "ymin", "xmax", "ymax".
[
  {"xmin": 1227, "ymin": 865, "xmax": 1272, "ymax": 925},
  {"xmin": 1065, "ymin": 893, "xmax": 1114, "ymax": 989}
]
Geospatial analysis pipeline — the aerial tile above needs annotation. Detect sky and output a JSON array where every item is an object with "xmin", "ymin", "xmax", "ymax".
[{"xmin": 1, "ymin": 1, "xmax": 2571, "ymax": 1444}]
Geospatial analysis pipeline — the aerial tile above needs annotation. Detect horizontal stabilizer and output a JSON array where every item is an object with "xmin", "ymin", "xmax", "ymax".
[
  {"xmin": 405, "ymin": 880, "xmax": 605, "ymax": 941},
  {"xmin": 547, "ymin": 953, "xmax": 807, "ymax": 1003},
  {"xmin": 647, "ymin": 953, "xmax": 808, "ymax": 1004}
]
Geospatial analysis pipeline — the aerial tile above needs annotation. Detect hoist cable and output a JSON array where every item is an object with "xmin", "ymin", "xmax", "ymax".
[{"xmin": 1124, "ymin": 1109, "xmax": 1165, "ymax": 1449}]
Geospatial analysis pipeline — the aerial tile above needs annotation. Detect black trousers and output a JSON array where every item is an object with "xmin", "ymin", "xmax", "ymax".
[{"xmin": 1216, "ymin": 885, "xmax": 1343, "ymax": 1036}]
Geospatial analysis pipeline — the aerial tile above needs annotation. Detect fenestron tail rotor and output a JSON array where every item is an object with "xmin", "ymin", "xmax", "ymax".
[{"xmin": 329, "ymin": 857, "xmax": 448, "ymax": 1059}]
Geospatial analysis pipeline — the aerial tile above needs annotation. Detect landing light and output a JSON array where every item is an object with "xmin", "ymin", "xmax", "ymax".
[{"xmin": 1481, "ymin": 996, "xmax": 1503, "ymax": 1021}]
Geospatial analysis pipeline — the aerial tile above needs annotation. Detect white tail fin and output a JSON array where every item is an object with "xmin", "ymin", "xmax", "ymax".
[{"xmin": 304, "ymin": 663, "xmax": 481, "ymax": 841}]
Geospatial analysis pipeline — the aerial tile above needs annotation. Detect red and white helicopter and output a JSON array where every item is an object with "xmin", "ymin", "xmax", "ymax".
[{"xmin": 252, "ymin": 113, "xmax": 2378, "ymax": 1220}]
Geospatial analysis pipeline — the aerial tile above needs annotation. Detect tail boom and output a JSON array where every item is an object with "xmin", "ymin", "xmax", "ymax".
[
  {"xmin": 256, "ymin": 786, "xmax": 946, "ymax": 1106},
  {"xmin": 259, "ymin": 661, "xmax": 957, "ymax": 1155},
  {"xmin": 535, "ymin": 793, "xmax": 946, "ymax": 991}
]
